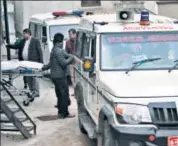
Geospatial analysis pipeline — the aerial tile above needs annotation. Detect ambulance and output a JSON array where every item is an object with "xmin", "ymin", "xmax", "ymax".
[
  {"xmin": 29, "ymin": 8, "xmax": 156, "ymax": 64},
  {"xmin": 29, "ymin": 10, "xmax": 85, "ymax": 64},
  {"xmin": 74, "ymin": 4, "xmax": 178, "ymax": 146}
]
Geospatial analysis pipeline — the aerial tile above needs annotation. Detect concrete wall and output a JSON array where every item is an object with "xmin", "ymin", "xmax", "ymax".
[
  {"xmin": 157, "ymin": 2, "xmax": 178, "ymax": 19},
  {"xmin": 144, "ymin": 1, "xmax": 158, "ymax": 14},
  {"xmin": 14, "ymin": 1, "xmax": 114, "ymax": 35},
  {"xmin": 14, "ymin": 1, "xmax": 158, "ymax": 35}
]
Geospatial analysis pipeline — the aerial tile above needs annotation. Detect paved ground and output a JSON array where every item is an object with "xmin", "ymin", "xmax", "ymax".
[{"xmin": 1, "ymin": 77, "xmax": 96, "ymax": 146}]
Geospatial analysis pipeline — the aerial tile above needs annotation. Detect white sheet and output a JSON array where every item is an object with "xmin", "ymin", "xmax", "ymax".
[{"xmin": 1, "ymin": 60, "xmax": 43, "ymax": 71}]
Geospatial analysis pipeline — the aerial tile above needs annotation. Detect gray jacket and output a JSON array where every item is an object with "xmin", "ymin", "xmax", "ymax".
[
  {"xmin": 42, "ymin": 43, "xmax": 74, "ymax": 79},
  {"xmin": 7, "ymin": 37, "xmax": 43, "ymax": 63}
]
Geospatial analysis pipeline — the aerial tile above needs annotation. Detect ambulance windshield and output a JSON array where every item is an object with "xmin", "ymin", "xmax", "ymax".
[
  {"xmin": 49, "ymin": 24, "xmax": 78, "ymax": 41},
  {"xmin": 101, "ymin": 31, "xmax": 178, "ymax": 70}
]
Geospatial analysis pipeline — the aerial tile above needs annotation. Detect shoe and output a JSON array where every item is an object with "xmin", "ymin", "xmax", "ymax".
[
  {"xmin": 58, "ymin": 113, "xmax": 75, "ymax": 119},
  {"xmin": 24, "ymin": 85, "xmax": 28, "ymax": 89},
  {"xmin": 58, "ymin": 114, "xmax": 65, "ymax": 119},
  {"xmin": 34, "ymin": 94, "xmax": 40, "ymax": 98},
  {"xmin": 63, "ymin": 113, "xmax": 75, "ymax": 118},
  {"xmin": 66, "ymin": 114, "xmax": 75, "ymax": 118},
  {"xmin": 32, "ymin": 92, "xmax": 40, "ymax": 98}
]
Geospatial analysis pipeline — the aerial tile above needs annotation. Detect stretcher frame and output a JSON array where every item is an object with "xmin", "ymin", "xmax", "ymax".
[{"xmin": 1, "ymin": 67, "xmax": 44, "ymax": 106}]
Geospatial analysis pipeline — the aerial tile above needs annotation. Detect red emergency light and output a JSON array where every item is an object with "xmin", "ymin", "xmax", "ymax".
[
  {"xmin": 52, "ymin": 11, "xmax": 67, "ymax": 16},
  {"xmin": 52, "ymin": 10, "xmax": 84, "ymax": 17}
]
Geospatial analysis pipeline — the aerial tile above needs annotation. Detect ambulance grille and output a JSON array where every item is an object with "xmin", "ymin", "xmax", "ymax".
[{"xmin": 149, "ymin": 102, "xmax": 178, "ymax": 125}]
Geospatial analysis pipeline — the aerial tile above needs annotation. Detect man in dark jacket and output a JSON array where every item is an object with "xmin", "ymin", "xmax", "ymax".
[
  {"xmin": 6, "ymin": 28, "xmax": 43, "ymax": 97},
  {"xmin": 42, "ymin": 33, "xmax": 75, "ymax": 119}
]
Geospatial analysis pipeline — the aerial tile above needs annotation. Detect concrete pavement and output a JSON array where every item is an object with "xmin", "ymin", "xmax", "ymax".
[{"xmin": 1, "ymin": 77, "xmax": 96, "ymax": 146}]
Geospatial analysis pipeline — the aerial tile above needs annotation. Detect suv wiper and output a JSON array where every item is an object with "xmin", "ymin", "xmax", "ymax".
[
  {"xmin": 168, "ymin": 60, "xmax": 178, "ymax": 73},
  {"xmin": 125, "ymin": 57, "xmax": 162, "ymax": 74}
]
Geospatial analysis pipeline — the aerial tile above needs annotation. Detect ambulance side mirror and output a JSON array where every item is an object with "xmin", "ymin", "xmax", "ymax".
[
  {"xmin": 42, "ymin": 36, "xmax": 47, "ymax": 43},
  {"xmin": 82, "ymin": 57, "xmax": 94, "ymax": 72}
]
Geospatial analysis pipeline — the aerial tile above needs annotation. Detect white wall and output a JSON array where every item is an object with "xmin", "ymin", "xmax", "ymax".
[
  {"xmin": 144, "ymin": 1, "xmax": 158, "ymax": 14},
  {"xmin": 15, "ymin": 1, "xmax": 81, "ymax": 34},
  {"xmin": 157, "ymin": 2, "xmax": 178, "ymax": 19},
  {"xmin": 14, "ymin": 1, "xmax": 158, "ymax": 35}
]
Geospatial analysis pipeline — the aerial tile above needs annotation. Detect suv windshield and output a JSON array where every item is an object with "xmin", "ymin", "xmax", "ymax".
[
  {"xmin": 101, "ymin": 31, "xmax": 178, "ymax": 70},
  {"xmin": 49, "ymin": 24, "xmax": 78, "ymax": 41}
]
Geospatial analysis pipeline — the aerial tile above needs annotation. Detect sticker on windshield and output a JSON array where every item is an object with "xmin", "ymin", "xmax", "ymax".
[
  {"xmin": 107, "ymin": 34, "xmax": 178, "ymax": 43},
  {"xmin": 123, "ymin": 26, "xmax": 174, "ymax": 31}
]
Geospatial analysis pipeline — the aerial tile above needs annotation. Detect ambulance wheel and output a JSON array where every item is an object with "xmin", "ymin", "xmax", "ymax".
[
  {"xmin": 79, "ymin": 118, "xmax": 87, "ymax": 134},
  {"xmin": 23, "ymin": 100, "xmax": 29, "ymax": 106},
  {"xmin": 75, "ymin": 84, "xmax": 87, "ymax": 134},
  {"xmin": 97, "ymin": 120, "xmax": 119, "ymax": 146}
]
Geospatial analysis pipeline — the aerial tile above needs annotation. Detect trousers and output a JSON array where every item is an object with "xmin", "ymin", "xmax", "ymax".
[
  {"xmin": 26, "ymin": 77, "xmax": 39, "ymax": 95},
  {"xmin": 52, "ymin": 78, "xmax": 70, "ymax": 116},
  {"xmin": 23, "ymin": 76, "xmax": 28, "ymax": 85},
  {"xmin": 69, "ymin": 64, "xmax": 75, "ymax": 88}
]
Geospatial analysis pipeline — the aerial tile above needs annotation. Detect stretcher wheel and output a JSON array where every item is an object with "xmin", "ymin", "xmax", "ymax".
[
  {"xmin": 27, "ymin": 93, "xmax": 34, "ymax": 102},
  {"xmin": 30, "ymin": 97, "xmax": 34, "ymax": 102},
  {"xmin": 23, "ymin": 100, "xmax": 30, "ymax": 106}
]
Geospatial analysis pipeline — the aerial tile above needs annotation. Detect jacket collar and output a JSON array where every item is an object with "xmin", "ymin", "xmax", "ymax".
[{"xmin": 54, "ymin": 42, "xmax": 63, "ymax": 48}]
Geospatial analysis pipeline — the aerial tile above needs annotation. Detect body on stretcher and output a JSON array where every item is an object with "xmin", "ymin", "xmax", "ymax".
[{"xmin": 1, "ymin": 60, "xmax": 50, "ymax": 106}]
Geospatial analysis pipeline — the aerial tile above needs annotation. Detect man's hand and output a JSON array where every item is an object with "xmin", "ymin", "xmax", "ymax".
[
  {"xmin": 41, "ymin": 65, "xmax": 45, "ymax": 71},
  {"xmin": 74, "ymin": 56, "xmax": 82, "ymax": 64}
]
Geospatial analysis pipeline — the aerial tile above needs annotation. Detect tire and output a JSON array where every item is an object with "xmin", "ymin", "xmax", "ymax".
[
  {"xmin": 23, "ymin": 100, "xmax": 29, "ymax": 106},
  {"xmin": 78, "ymin": 117, "xmax": 87, "ymax": 134},
  {"xmin": 97, "ymin": 120, "xmax": 118, "ymax": 146},
  {"xmin": 75, "ymin": 85, "xmax": 87, "ymax": 134}
]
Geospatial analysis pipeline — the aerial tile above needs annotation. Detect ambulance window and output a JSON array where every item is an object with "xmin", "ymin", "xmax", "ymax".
[
  {"xmin": 42, "ymin": 26, "xmax": 47, "ymax": 37},
  {"xmin": 35, "ymin": 25, "xmax": 41, "ymax": 39},
  {"xmin": 76, "ymin": 31, "xmax": 83, "ymax": 58},
  {"xmin": 91, "ymin": 37, "xmax": 96, "ymax": 63},
  {"xmin": 82, "ymin": 33, "xmax": 90, "ymax": 58},
  {"xmin": 29, "ymin": 23, "xmax": 36, "ymax": 37}
]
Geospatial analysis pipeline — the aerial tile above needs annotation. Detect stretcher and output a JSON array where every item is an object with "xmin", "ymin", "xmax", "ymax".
[{"xmin": 1, "ymin": 60, "xmax": 49, "ymax": 106}]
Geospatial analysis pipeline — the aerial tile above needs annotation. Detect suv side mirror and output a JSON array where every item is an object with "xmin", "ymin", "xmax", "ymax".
[
  {"xmin": 82, "ymin": 57, "xmax": 94, "ymax": 72},
  {"xmin": 42, "ymin": 36, "xmax": 47, "ymax": 43}
]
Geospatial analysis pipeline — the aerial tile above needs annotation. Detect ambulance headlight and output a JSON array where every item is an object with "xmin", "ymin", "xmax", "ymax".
[
  {"xmin": 120, "ymin": 11, "xmax": 129, "ymax": 20},
  {"xmin": 115, "ymin": 104, "xmax": 152, "ymax": 124}
]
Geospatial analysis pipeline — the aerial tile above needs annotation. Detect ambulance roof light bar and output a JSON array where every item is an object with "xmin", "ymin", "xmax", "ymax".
[{"xmin": 52, "ymin": 10, "xmax": 84, "ymax": 17}]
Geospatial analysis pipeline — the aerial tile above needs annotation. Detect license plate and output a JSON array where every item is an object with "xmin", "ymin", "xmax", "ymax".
[{"xmin": 168, "ymin": 136, "xmax": 178, "ymax": 146}]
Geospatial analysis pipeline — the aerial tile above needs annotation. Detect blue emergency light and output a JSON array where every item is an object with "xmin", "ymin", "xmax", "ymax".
[
  {"xmin": 72, "ymin": 10, "xmax": 84, "ymax": 15},
  {"xmin": 140, "ymin": 10, "xmax": 150, "ymax": 25},
  {"xmin": 52, "ymin": 10, "xmax": 84, "ymax": 17}
]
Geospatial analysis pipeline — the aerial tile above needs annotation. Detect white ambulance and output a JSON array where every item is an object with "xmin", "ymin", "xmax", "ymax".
[
  {"xmin": 29, "ymin": 8, "xmax": 156, "ymax": 64},
  {"xmin": 29, "ymin": 10, "xmax": 85, "ymax": 64},
  {"xmin": 74, "ymin": 5, "xmax": 178, "ymax": 146}
]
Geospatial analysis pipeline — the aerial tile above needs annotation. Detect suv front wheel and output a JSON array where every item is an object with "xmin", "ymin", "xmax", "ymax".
[{"xmin": 98, "ymin": 120, "xmax": 119, "ymax": 146}]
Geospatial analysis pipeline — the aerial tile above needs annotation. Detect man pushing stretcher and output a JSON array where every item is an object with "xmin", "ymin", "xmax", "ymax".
[{"xmin": 6, "ymin": 28, "xmax": 43, "ymax": 98}]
